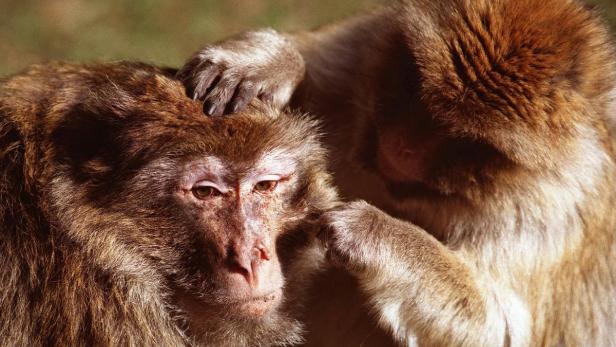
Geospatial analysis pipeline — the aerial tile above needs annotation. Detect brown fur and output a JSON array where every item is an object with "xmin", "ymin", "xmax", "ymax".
[
  {"xmin": 181, "ymin": 0, "xmax": 616, "ymax": 345},
  {"xmin": 0, "ymin": 62, "xmax": 338, "ymax": 346}
]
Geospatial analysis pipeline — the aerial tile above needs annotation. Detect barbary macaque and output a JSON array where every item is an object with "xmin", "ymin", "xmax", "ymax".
[
  {"xmin": 0, "ymin": 62, "xmax": 338, "ymax": 346},
  {"xmin": 179, "ymin": 0, "xmax": 616, "ymax": 345}
]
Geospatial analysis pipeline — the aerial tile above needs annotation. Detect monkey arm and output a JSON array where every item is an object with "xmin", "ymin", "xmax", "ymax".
[{"xmin": 320, "ymin": 201, "xmax": 529, "ymax": 347}]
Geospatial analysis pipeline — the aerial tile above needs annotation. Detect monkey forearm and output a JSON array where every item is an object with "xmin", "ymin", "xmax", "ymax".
[
  {"xmin": 287, "ymin": 7, "xmax": 396, "ymax": 111},
  {"xmin": 359, "ymin": 230, "xmax": 520, "ymax": 346},
  {"xmin": 322, "ymin": 202, "xmax": 528, "ymax": 347}
]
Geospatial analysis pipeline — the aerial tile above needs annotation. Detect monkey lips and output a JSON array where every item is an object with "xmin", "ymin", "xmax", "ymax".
[{"xmin": 227, "ymin": 289, "xmax": 283, "ymax": 317}]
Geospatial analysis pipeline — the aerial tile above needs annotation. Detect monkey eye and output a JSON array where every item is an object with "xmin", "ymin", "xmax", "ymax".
[
  {"xmin": 254, "ymin": 179, "xmax": 279, "ymax": 193},
  {"xmin": 192, "ymin": 183, "xmax": 223, "ymax": 200}
]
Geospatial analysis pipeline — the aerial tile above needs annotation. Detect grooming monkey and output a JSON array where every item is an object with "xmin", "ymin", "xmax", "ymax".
[
  {"xmin": 179, "ymin": 0, "xmax": 616, "ymax": 345},
  {"xmin": 0, "ymin": 62, "xmax": 338, "ymax": 346}
]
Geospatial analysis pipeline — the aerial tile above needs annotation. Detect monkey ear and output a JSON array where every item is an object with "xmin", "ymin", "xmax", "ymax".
[{"xmin": 50, "ymin": 104, "xmax": 128, "ymax": 183}]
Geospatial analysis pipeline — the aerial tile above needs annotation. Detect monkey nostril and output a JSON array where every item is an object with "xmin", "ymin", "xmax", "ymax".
[
  {"xmin": 254, "ymin": 242, "xmax": 271, "ymax": 261},
  {"xmin": 225, "ymin": 256, "xmax": 253, "ymax": 284}
]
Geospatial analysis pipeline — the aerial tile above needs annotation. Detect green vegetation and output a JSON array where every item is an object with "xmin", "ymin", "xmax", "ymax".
[{"xmin": 0, "ymin": 0, "xmax": 614, "ymax": 76}]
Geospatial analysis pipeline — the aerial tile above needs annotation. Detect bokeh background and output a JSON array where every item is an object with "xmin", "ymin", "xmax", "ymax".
[{"xmin": 1, "ymin": 0, "xmax": 615, "ymax": 76}]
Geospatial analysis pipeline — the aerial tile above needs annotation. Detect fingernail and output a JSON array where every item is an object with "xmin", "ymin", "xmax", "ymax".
[
  {"xmin": 230, "ymin": 102, "xmax": 240, "ymax": 114},
  {"xmin": 204, "ymin": 102, "xmax": 217, "ymax": 116}
]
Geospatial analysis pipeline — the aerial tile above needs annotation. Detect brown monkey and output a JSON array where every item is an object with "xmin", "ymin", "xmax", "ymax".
[
  {"xmin": 179, "ymin": 0, "xmax": 616, "ymax": 345},
  {"xmin": 0, "ymin": 62, "xmax": 338, "ymax": 346}
]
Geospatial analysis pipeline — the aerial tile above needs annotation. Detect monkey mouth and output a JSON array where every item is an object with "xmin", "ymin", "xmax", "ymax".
[
  {"xmin": 174, "ymin": 285, "xmax": 283, "ymax": 318},
  {"xmin": 227, "ymin": 289, "xmax": 283, "ymax": 317},
  {"xmin": 376, "ymin": 145, "xmax": 425, "ymax": 183}
]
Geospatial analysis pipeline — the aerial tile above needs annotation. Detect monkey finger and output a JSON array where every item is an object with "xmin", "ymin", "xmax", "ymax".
[
  {"xmin": 177, "ymin": 58, "xmax": 205, "ymax": 98},
  {"xmin": 316, "ymin": 226, "xmax": 351, "ymax": 267},
  {"xmin": 203, "ymin": 74, "xmax": 241, "ymax": 117},
  {"xmin": 229, "ymin": 80, "xmax": 260, "ymax": 114},
  {"xmin": 175, "ymin": 57, "xmax": 198, "ymax": 82},
  {"xmin": 192, "ymin": 64, "xmax": 222, "ymax": 101},
  {"xmin": 259, "ymin": 91, "xmax": 276, "ymax": 106}
]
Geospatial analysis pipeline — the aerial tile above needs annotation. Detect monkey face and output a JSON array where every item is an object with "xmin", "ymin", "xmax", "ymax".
[
  {"xmin": 169, "ymin": 151, "xmax": 304, "ymax": 317},
  {"xmin": 361, "ymin": 76, "xmax": 506, "ymax": 204},
  {"xmin": 122, "ymin": 115, "xmax": 333, "ymax": 342}
]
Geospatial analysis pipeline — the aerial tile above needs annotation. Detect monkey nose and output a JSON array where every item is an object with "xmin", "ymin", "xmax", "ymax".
[
  {"xmin": 225, "ymin": 241, "xmax": 271, "ymax": 285},
  {"xmin": 254, "ymin": 241, "xmax": 271, "ymax": 261}
]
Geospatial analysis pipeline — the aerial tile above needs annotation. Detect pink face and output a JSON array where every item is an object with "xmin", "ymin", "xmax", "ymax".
[
  {"xmin": 376, "ymin": 126, "xmax": 444, "ymax": 183},
  {"xmin": 175, "ymin": 151, "xmax": 299, "ymax": 318}
]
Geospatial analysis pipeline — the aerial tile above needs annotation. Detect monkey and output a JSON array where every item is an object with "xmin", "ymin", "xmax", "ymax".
[
  {"xmin": 0, "ymin": 61, "xmax": 339, "ymax": 346},
  {"xmin": 178, "ymin": 0, "xmax": 616, "ymax": 345}
]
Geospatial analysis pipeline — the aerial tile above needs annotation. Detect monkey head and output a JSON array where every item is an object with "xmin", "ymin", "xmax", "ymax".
[
  {"xmin": 17, "ymin": 63, "xmax": 337, "ymax": 345},
  {"xmin": 358, "ymin": 0, "xmax": 616, "ymax": 213}
]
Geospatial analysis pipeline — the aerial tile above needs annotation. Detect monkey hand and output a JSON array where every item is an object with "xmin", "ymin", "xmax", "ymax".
[
  {"xmin": 177, "ymin": 29, "xmax": 305, "ymax": 116},
  {"xmin": 318, "ymin": 200, "xmax": 400, "ymax": 274},
  {"xmin": 318, "ymin": 200, "xmax": 436, "ymax": 276}
]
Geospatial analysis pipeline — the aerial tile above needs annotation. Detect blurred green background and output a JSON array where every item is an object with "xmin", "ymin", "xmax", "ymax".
[{"xmin": 0, "ymin": 0, "xmax": 614, "ymax": 77}]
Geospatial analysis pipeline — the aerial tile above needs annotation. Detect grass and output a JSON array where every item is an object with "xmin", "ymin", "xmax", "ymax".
[
  {"xmin": 0, "ymin": 0, "xmax": 375, "ymax": 76},
  {"xmin": 0, "ymin": 0, "xmax": 614, "ymax": 76}
]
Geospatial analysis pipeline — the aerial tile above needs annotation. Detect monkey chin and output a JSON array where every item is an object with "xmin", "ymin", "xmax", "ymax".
[{"xmin": 178, "ymin": 287, "xmax": 303, "ymax": 346}]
